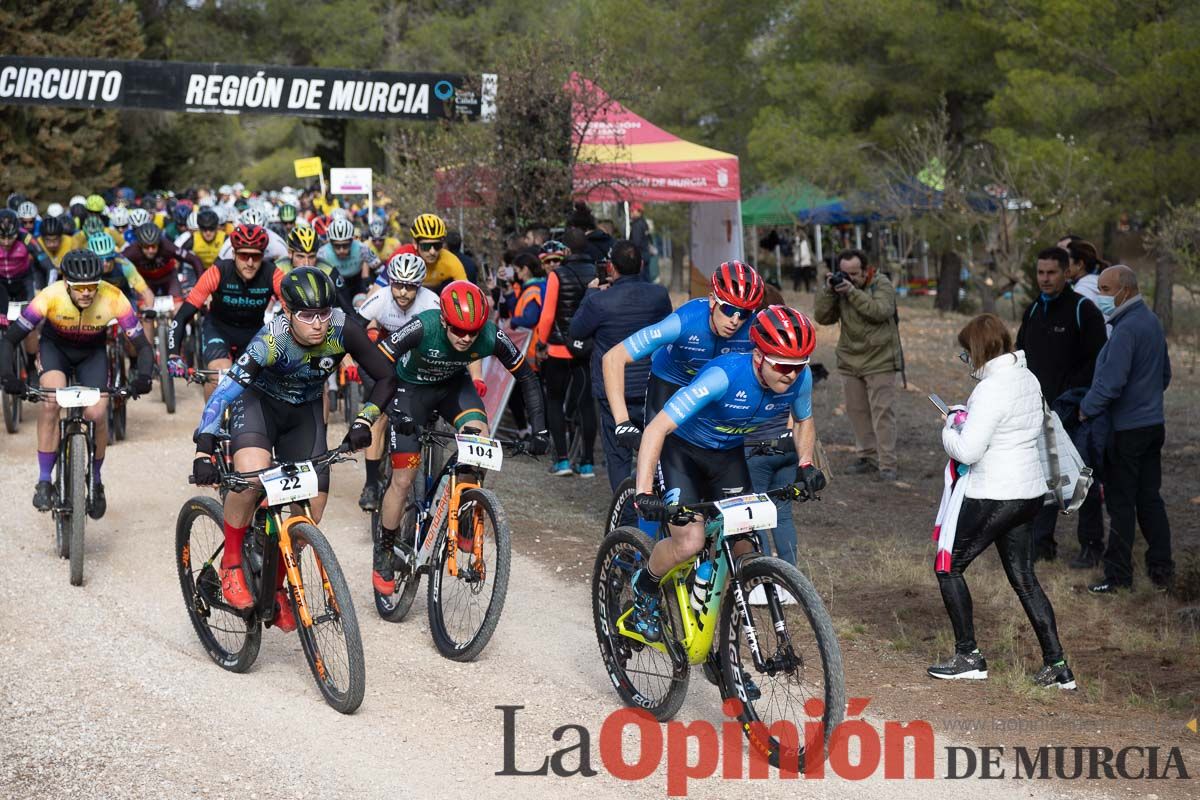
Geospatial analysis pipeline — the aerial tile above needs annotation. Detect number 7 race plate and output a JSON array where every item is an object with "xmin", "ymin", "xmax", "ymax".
[
  {"xmin": 456, "ymin": 433, "xmax": 503, "ymax": 470},
  {"xmin": 715, "ymin": 493, "xmax": 778, "ymax": 535},
  {"xmin": 260, "ymin": 461, "xmax": 320, "ymax": 505}
]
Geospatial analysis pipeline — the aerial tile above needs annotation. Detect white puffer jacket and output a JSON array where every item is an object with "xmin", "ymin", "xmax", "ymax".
[{"xmin": 942, "ymin": 351, "xmax": 1046, "ymax": 500}]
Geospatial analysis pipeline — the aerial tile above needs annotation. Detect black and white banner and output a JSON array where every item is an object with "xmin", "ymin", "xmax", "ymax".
[{"xmin": 0, "ymin": 56, "xmax": 496, "ymax": 121}]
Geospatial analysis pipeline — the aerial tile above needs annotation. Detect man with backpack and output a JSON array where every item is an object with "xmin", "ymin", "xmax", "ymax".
[{"xmin": 1016, "ymin": 246, "xmax": 1108, "ymax": 565}]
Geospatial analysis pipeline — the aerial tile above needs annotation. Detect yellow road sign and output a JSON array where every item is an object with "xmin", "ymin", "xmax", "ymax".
[{"xmin": 293, "ymin": 156, "xmax": 323, "ymax": 179}]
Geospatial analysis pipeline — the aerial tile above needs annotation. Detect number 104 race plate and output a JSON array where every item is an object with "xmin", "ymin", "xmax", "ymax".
[{"xmin": 456, "ymin": 433, "xmax": 503, "ymax": 470}]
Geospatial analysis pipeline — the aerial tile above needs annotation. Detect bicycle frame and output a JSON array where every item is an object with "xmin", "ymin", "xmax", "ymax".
[
  {"xmin": 57, "ymin": 406, "xmax": 96, "ymax": 510},
  {"xmin": 407, "ymin": 433, "xmax": 485, "ymax": 579}
]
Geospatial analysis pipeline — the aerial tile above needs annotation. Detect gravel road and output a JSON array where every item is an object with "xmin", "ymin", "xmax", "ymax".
[{"xmin": 0, "ymin": 388, "xmax": 1082, "ymax": 800}]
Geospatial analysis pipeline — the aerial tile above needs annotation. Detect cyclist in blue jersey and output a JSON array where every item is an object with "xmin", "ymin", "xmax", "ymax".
[
  {"xmin": 627, "ymin": 306, "xmax": 827, "ymax": 642},
  {"xmin": 318, "ymin": 217, "xmax": 380, "ymax": 310},
  {"xmin": 190, "ymin": 267, "xmax": 395, "ymax": 628},
  {"xmin": 601, "ymin": 261, "xmax": 764, "ymax": 450}
]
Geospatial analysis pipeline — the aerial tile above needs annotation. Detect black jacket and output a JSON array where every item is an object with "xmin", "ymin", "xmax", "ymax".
[
  {"xmin": 569, "ymin": 274, "xmax": 673, "ymax": 400},
  {"xmin": 1015, "ymin": 284, "xmax": 1107, "ymax": 403},
  {"xmin": 545, "ymin": 254, "xmax": 596, "ymax": 347}
]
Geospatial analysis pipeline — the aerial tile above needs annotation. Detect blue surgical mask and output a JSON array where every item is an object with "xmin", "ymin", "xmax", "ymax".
[{"xmin": 1095, "ymin": 294, "xmax": 1117, "ymax": 317}]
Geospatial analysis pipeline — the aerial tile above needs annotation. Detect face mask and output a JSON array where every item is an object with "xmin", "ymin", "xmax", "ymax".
[{"xmin": 1095, "ymin": 294, "xmax": 1117, "ymax": 317}]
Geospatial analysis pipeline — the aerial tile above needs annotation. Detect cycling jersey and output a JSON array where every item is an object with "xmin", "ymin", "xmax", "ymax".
[
  {"xmin": 36, "ymin": 235, "xmax": 76, "ymax": 269},
  {"xmin": 169, "ymin": 258, "xmax": 283, "ymax": 355},
  {"xmin": 318, "ymin": 240, "xmax": 380, "ymax": 280},
  {"xmin": 275, "ymin": 257, "xmax": 353, "ymax": 314},
  {"xmin": 179, "ymin": 229, "xmax": 226, "ymax": 269},
  {"xmin": 356, "ymin": 285, "xmax": 439, "ymax": 333},
  {"xmin": 664, "ymin": 352, "xmax": 813, "ymax": 451},
  {"xmin": 622, "ymin": 298, "xmax": 753, "ymax": 386},
  {"xmin": 378, "ymin": 308, "xmax": 523, "ymax": 385},
  {"xmin": 196, "ymin": 310, "xmax": 394, "ymax": 437},
  {"xmin": 101, "ymin": 255, "xmax": 150, "ymax": 299},
  {"xmin": 366, "ymin": 237, "xmax": 401, "ymax": 261},
  {"xmin": 0, "ymin": 239, "xmax": 33, "ymax": 281},
  {"xmin": 14, "ymin": 280, "xmax": 144, "ymax": 348},
  {"xmin": 380, "ymin": 245, "xmax": 466, "ymax": 289},
  {"xmin": 123, "ymin": 239, "xmax": 203, "ymax": 286}
]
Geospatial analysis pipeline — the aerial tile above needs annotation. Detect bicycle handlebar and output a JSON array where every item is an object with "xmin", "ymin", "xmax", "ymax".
[
  {"xmin": 409, "ymin": 423, "xmax": 532, "ymax": 456},
  {"xmin": 22, "ymin": 386, "xmax": 137, "ymax": 402},
  {"xmin": 188, "ymin": 443, "xmax": 356, "ymax": 491},
  {"xmin": 668, "ymin": 483, "xmax": 819, "ymax": 522}
]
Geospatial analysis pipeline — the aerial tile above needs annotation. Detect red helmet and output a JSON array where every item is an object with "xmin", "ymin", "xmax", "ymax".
[
  {"xmin": 439, "ymin": 280, "xmax": 490, "ymax": 333},
  {"xmin": 230, "ymin": 223, "xmax": 269, "ymax": 253},
  {"xmin": 750, "ymin": 305, "xmax": 816, "ymax": 361},
  {"xmin": 711, "ymin": 261, "xmax": 764, "ymax": 309}
]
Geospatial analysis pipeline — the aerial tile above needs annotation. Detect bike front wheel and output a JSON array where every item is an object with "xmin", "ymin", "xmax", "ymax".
[
  {"xmin": 592, "ymin": 526, "xmax": 689, "ymax": 721},
  {"xmin": 719, "ymin": 556, "xmax": 845, "ymax": 772},
  {"xmin": 67, "ymin": 433, "xmax": 88, "ymax": 586},
  {"xmin": 175, "ymin": 496, "xmax": 262, "ymax": 672},
  {"xmin": 157, "ymin": 322, "xmax": 175, "ymax": 413},
  {"xmin": 288, "ymin": 522, "xmax": 365, "ymax": 714},
  {"xmin": 427, "ymin": 487, "xmax": 510, "ymax": 661}
]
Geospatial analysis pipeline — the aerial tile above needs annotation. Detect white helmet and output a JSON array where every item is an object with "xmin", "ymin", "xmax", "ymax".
[
  {"xmin": 17, "ymin": 201, "xmax": 38, "ymax": 220},
  {"xmin": 368, "ymin": 219, "xmax": 387, "ymax": 239},
  {"xmin": 232, "ymin": 181, "xmax": 245, "ymax": 193},
  {"xmin": 46, "ymin": 202, "xmax": 64, "ymax": 218},
  {"xmin": 238, "ymin": 207, "xmax": 266, "ymax": 227},
  {"xmin": 329, "ymin": 207, "xmax": 350, "ymax": 221},
  {"xmin": 109, "ymin": 206, "xmax": 130, "ymax": 227},
  {"xmin": 218, "ymin": 184, "xmax": 233, "ymax": 196},
  {"xmin": 69, "ymin": 195, "xmax": 86, "ymax": 208},
  {"xmin": 386, "ymin": 252, "xmax": 427, "ymax": 285},
  {"xmin": 327, "ymin": 217, "xmax": 355, "ymax": 243},
  {"xmin": 265, "ymin": 205, "xmax": 280, "ymax": 223},
  {"xmin": 187, "ymin": 210, "xmax": 198, "ymax": 230},
  {"xmin": 129, "ymin": 208, "xmax": 151, "ymax": 226}
]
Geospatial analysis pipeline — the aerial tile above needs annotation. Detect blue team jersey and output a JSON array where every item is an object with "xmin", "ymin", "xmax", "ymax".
[
  {"xmin": 664, "ymin": 352, "xmax": 813, "ymax": 450},
  {"xmin": 621, "ymin": 298, "xmax": 753, "ymax": 386}
]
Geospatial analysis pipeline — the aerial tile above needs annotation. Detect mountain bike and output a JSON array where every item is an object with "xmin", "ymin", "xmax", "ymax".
[
  {"xmin": 176, "ymin": 444, "xmax": 366, "ymax": 713},
  {"xmin": 373, "ymin": 422, "xmax": 525, "ymax": 662},
  {"xmin": 3, "ymin": 300, "xmax": 29, "ymax": 434},
  {"xmin": 25, "ymin": 385, "xmax": 135, "ymax": 586},
  {"xmin": 150, "ymin": 294, "xmax": 177, "ymax": 413},
  {"xmin": 592, "ymin": 485, "xmax": 845, "ymax": 771}
]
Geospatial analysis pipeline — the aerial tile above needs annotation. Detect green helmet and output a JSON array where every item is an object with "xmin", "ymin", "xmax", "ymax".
[
  {"xmin": 280, "ymin": 266, "xmax": 336, "ymax": 311},
  {"xmin": 81, "ymin": 216, "xmax": 106, "ymax": 236},
  {"xmin": 84, "ymin": 194, "xmax": 106, "ymax": 213},
  {"xmin": 278, "ymin": 203, "xmax": 298, "ymax": 223},
  {"xmin": 87, "ymin": 231, "xmax": 117, "ymax": 258}
]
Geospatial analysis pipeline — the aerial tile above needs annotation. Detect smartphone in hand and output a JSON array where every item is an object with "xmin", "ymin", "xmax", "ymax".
[{"xmin": 928, "ymin": 393, "xmax": 950, "ymax": 418}]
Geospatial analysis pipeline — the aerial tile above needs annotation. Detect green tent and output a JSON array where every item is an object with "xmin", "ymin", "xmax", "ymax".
[{"xmin": 741, "ymin": 182, "xmax": 843, "ymax": 226}]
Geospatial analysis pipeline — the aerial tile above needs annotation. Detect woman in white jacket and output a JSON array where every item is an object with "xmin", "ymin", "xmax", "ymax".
[{"xmin": 930, "ymin": 314, "xmax": 1076, "ymax": 690}]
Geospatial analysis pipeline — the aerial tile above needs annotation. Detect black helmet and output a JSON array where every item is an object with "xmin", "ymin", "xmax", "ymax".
[
  {"xmin": 40, "ymin": 216, "xmax": 65, "ymax": 237},
  {"xmin": 196, "ymin": 208, "xmax": 220, "ymax": 230},
  {"xmin": 134, "ymin": 222, "xmax": 162, "ymax": 246},
  {"xmin": 0, "ymin": 209, "xmax": 19, "ymax": 238},
  {"xmin": 280, "ymin": 266, "xmax": 336, "ymax": 311},
  {"xmin": 61, "ymin": 249, "xmax": 105, "ymax": 283}
]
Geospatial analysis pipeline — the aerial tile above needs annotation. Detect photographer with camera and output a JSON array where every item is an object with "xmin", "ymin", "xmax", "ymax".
[{"xmin": 814, "ymin": 249, "xmax": 903, "ymax": 481}]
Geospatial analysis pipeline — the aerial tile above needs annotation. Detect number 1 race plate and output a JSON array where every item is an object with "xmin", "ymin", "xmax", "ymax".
[
  {"xmin": 456, "ymin": 433, "xmax": 503, "ymax": 471},
  {"xmin": 715, "ymin": 493, "xmax": 778, "ymax": 535},
  {"xmin": 55, "ymin": 386, "xmax": 102, "ymax": 408},
  {"xmin": 260, "ymin": 461, "xmax": 320, "ymax": 505}
]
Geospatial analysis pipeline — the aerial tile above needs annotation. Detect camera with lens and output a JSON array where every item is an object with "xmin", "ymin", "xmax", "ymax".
[{"xmin": 830, "ymin": 270, "xmax": 851, "ymax": 288}]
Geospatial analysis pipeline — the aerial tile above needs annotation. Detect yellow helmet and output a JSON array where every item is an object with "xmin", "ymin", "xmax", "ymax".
[
  {"xmin": 410, "ymin": 213, "xmax": 446, "ymax": 241},
  {"xmin": 287, "ymin": 225, "xmax": 319, "ymax": 254}
]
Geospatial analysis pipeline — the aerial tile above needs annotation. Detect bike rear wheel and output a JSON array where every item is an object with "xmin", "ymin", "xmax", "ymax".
[
  {"xmin": 288, "ymin": 522, "xmax": 366, "ymax": 714},
  {"xmin": 175, "ymin": 496, "xmax": 262, "ymax": 672},
  {"xmin": 718, "ymin": 556, "xmax": 845, "ymax": 772},
  {"xmin": 591, "ymin": 526, "xmax": 689, "ymax": 721},
  {"xmin": 374, "ymin": 476, "xmax": 422, "ymax": 623},
  {"xmin": 2, "ymin": 389, "xmax": 20, "ymax": 434},
  {"xmin": 605, "ymin": 476, "xmax": 637, "ymax": 537},
  {"xmin": 157, "ymin": 322, "xmax": 175, "ymax": 413},
  {"xmin": 427, "ymin": 487, "xmax": 510, "ymax": 661},
  {"xmin": 67, "ymin": 433, "xmax": 88, "ymax": 586}
]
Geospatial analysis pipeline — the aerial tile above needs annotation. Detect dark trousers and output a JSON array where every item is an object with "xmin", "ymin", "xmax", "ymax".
[
  {"xmin": 543, "ymin": 356, "xmax": 596, "ymax": 464},
  {"xmin": 936, "ymin": 497, "xmax": 1065, "ymax": 666},
  {"xmin": 1102, "ymin": 424, "xmax": 1174, "ymax": 586},
  {"xmin": 1031, "ymin": 482, "xmax": 1105, "ymax": 557},
  {"xmin": 599, "ymin": 396, "xmax": 644, "ymax": 494}
]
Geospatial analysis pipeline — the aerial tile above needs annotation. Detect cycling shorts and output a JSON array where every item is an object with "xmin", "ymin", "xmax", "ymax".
[
  {"xmin": 387, "ymin": 372, "xmax": 486, "ymax": 468},
  {"xmin": 658, "ymin": 434, "xmax": 752, "ymax": 508},
  {"xmin": 228, "ymin": 389, "xmax": 330, "ymax": 491},
  {"xmin": 201, "ymin": 315, "xmax": 257, "ymax": 364},
  {"xmin": 644, "ymin": 373, "xmax": 683, "ymax": 429},
  {"xmin": 147, "ymin": 272, "xmax": 183, "ymax": 300},
  {"xmin": 1, "ymin": 275, "xmax": 36, "ymax": 304},
  {"xmin": 39, "ymin": 338, "xmax": 108, "ymax": 388}
]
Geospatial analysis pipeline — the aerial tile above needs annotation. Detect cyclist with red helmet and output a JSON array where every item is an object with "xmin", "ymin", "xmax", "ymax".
[
  {"xmin": 602, "ymin": 260, "xmax": 765, "ymax": 450},
  {"xmin": 167, "ymin": 224, "xmax": 284, "ymax": 398},
  {"xmin": 372, "ymin": 280, "xmax": 550, "ymax": 593},
  {"xmin": 626, "ymin": 306, "xmax": 827, "ymax": 645}
]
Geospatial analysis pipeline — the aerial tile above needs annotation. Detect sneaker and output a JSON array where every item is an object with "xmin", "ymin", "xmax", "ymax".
[
  {"xmin": 628, "ymin": 570, "xmax": 662, "ymax": 642},
  {"xmin": 1068, "ymin": 545, "xmax": 1102, "ymax": 570},
  {"xmin": 927, "ymin": 650, "xmax": 988, "ymax": 680},
  {"xmin": 1033, "ymin": 661, "xmax": 1077, "ymax": 690},
  {"xmin": 219, "ymin": 564, "xmax": 255, "ymax": 609},
  {"xmin": 550, "ymin": 459, "xmax": 572, "ymax": 477},
  {"xmin": 748, "ymin": 584, "xmax": 797, "ymax": 606},
  {"xmin": 358, "ymin": 481, "xmax": 382, "ymax": 512},
  {"xmin": 372, "ymin": 541, "xmax": 396, "ymax": 595},
  {"xmin": 574, "ymin": 463, "xmax": 596, "ymax": 478},
  {"xmin": 843, "ymin": 458, "xmax": 878, "ymax": 475},
  {"xmin": 1087, "ymin": 579, "xmax": 1130, "ymax": 595},
  {"xmin": 273, "ymin": 589, "xmax": 297, "ymax": 633},
  {"xmin": 33, "ymin": 480, "xmax": 57, "ymax": 511},
  {"xmin": 87, "ymin": 483, "xmax": 106, "ymax": 520},
  {"xmin": 878, "ymin": 468, "xmax": 898, "ymax": 482}
]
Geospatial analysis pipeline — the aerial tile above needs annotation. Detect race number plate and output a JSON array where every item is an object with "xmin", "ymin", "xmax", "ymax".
[
  {"xmin": 260, "ymin": 461, "xmax": 320, "ymax": 505},
  {"xmin": 716, "ymin": 493, "xmax": 778, "ymax": 535},
  {"xmin": 152, "ymin": 295, "xmax": 175, "ymax": 314},
  {"xmin": 7, "ymin": 302, "xmax": 25, "ymax": 322},
  {"xmin": 55, "ymin": 387, "xmax": 102, "ymax": 408},
  {"xmin": 456, "ymin": 433, "xmax": 503, "ymax": 471}
]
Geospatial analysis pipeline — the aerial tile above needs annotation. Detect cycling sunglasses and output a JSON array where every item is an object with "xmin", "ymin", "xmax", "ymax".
[
  {"xmin": 294, "ymin": 308, "xmax": 333, "ymax": 325},
  {"xmin": 540, "ymin": 255, "xmax": 564, "ymax": 265},
  {"xmin": 67, "ymin": 281, "xmax": 101, "ymax": 292},
  {"xmin": 447, "ymin": 324, "xmax": 479, "ymax": 339},
  {"xmin": 393, "ymin": 281, "xmax": 421, "ymax": 292},
  {"xmin": 417, "ymin": 240, "xmax": 444, "ymax": 252},
  {"xmin": 717, "ymin": 302, "xmax": 753, "ymax": 320},
  {"xmin": 763, "ymin": 354, "xmax": 809, "ymax": 375}
]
